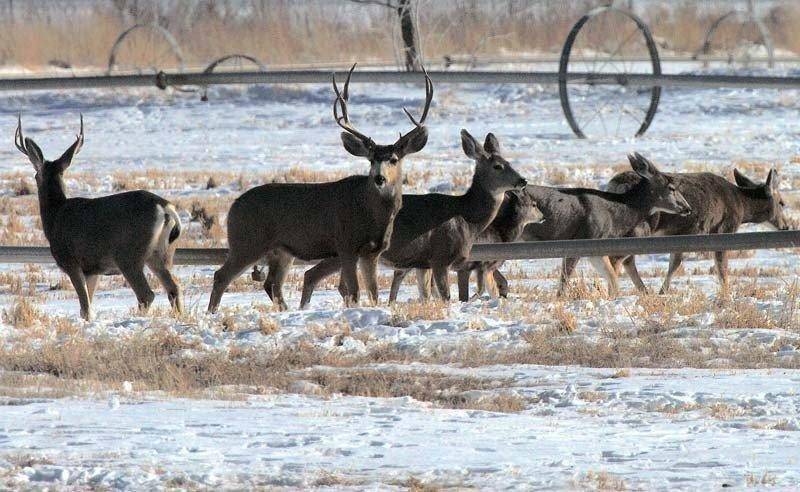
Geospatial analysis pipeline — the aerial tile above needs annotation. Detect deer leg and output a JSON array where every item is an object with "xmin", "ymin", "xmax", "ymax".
[
  {"xmin": 300, "ymin": 257, "xmax": 341, "ymax": 310},
  {"xmin": 340, "ymin": 257, "xmax": 360, "ymax": 307},
  {"xmin": 414, "ymin": 269, "xmax": 430, "ymax": 301},
  {"xmin": 359, "ymin": 255, "xmax": 380, "ymax": 305},
  {"xmin": 85, "ymin": 274, "xmax": 99, "ymax": 302},
  {"xmin": 589, "ymin": 256, "xmax": 619, "ymax": 298},
  {"xmin": 714, "ymin": 251, "xmax": 729, "ymax": 292},
  {"xmin": 432, "ymin": 265, "xmax": 450, "ymax": 301},
  {"xmin": 557, "ymin": 257, "xmax": 580, "ymax": 297},
  {"xmin": 457, "ymin": 269, "xmax": 471, "ymax": 302},
  {"xmin": 266, "ymin": 253, "xmax": 293, "ymax": 311},
  {"xmin": 485, "ymin": 266, "xmax": 501, "ymax": 298},
  {"xmin": 208, "ymin": 254, "xmax": 256, "ymax": 313},
  {"xmin": 388, "ymin": 269, "xmax": 409, "ymax": 303},
  {"xmin": 621, "ymin": 255, "xmax": 649, "ymax": 294},
  {"xmin": 64, "ymin": 267, "xmax": 92, "ymax": 321},
  {"xmin": 119, "ymin": 264, "xmax": 155, "ymax": 314},
  {"xmin": 494, "ymin": 269, "xmax": 510, "ymax": 298},
  {"xmin": 659, "ymin": 252, "xmax": 684, "ymax": 295},
  {"xmin": 147, "ymin": 259, "xmax": 183, "ymax": 313},
  {"xmin": 609, "ymin": 255, "xmax": 625, "ymax": 276}
]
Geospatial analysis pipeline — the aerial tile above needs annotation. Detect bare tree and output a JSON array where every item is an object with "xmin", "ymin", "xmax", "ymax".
[{"xmin": 348, "ymin": 0, "xmax": 421, "ymax": 71}]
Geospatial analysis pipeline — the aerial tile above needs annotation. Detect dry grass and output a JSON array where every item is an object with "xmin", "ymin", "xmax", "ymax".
[
  {"xmin": 305, "ymin": 368, "xmax": 525, "ymax": 412},
  {"xmin": 578, "ymin": 470, "xmax": 628, "ymax": 491},
  {"xmin": 745, "ymin": 471, "xmax": 778, "ymax": 486},
  {"xmin": 0, "ymin": 329, "xmax": 534, "ymax": 411},
  {"xmin": 390, "ymin": 300, "xmax": 451, "ymax": 324},
  {"xmin": 2, "ymin": 297, "xmax": 44, "ymax": 328},
  {"xmin": 707, "ymin": 403, "xmax": 747, "ymax": 420},
  {"xmin": 550, "ymin": 303, "xmax": 577, "ymax": 333},
  {"xmin": 3, "ymin": 2, "xmax": 800, "ymax": 71}
]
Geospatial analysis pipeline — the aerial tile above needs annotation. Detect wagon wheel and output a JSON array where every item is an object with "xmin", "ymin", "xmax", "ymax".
[
  {"xmin": 693, "ymin": 10, "xmax": 774, "ymax": 69},
  {"xmin": 200, "ymin": 54, "xmax": 267, "ymax": 101},
  {"xmin": 107, "ymin": 23, "xmax": 184, "ymax": 75},
  {"xmin": 558, "ymin": 6, "xmax": 661, "ymax": 139}
]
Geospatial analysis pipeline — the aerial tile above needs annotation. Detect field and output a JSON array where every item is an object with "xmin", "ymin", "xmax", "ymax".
[
  {"xmin": 2, "ymin": 1, "xmax": 800, "ymax": 71},
  {"xmin": 0, "ymin": 60, "xmax": 800, "ymax": 489}
]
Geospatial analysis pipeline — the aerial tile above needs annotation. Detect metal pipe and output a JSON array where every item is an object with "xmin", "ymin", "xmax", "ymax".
[
  {"xmin": 2, "ymin": 231, "xmax": 797, "ymax": 265},
  {"xmin": 2, "ymin": 70, "xmax": 800, "ymax": 92}
]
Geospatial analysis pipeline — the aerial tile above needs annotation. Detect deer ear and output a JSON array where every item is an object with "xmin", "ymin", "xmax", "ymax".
[
  {"xmin": 766, "ymin": 168, "xmax": 779, "ymax": 194},
  {"xmin": 629, "ymin": 152, "xmax": 658, "ymax": 180},
  {"xmin": 483, "ymin": 133, "xmax": 501, "ymax": 154},
  {"xmin": 56, "ymin": 140, "xmax": 82, "ymax": 171},
  {"xmin": 733, "ymin": 168, "xmax": 758, "ymax": 188},
  {"xmin": 398, "ymin": 126, "xmax": 428, "ymax": 156},
  {"xmin": 23, "ymin": 137, "xmax": 45, "ymax": 172},
  {"xmin": 341, "ymin": 132, "xmax": 371, "ymax": 157},
  {"xmin": 461, "ymin": 129, "xmax": 481, "ymax": 160}
]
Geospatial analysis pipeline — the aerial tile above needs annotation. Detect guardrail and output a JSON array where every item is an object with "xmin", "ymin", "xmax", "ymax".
[
  {"xmin": 2, "ymin": 70, "xmax": 800, "ymax": 92},
  {"xmin": 1, "ymin": 230, "xmax": 797, "ymax": 266}
]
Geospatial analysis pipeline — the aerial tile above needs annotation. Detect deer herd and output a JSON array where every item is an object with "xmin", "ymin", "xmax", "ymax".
[{"xmin": 13, "ymin": 65, "xmax": 790, "ymax": 321}]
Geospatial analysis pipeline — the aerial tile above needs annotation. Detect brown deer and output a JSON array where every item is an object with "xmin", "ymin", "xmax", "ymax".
[
  {"xmin": 15, "ymin": 115, "xmax": 182, "ymax": 320},
  {"xmin": 299, "ymin": 130, "xmax": 529, "ymax": 307},
  {"xmin": 207, "ymin": 64, "xmax": 433, "ymax": 313},
  {"xmin": 523, "ymin": 153, "xmax": 691, "ymax": 297},
  {"xmin": 455, "ymin": 189, "xmax": 544, "ymax": 301},
  {"xmin": 607, "ymin": 167, "xmax": 789, "ymax": 294}
]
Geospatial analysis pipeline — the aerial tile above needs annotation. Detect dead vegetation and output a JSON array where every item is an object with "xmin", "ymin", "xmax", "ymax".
[{"xmin": 3, "ymin": 2, "xmax": 800, "ymax": 71}]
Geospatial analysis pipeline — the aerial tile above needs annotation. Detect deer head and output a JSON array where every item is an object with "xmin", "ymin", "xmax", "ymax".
[
  {"xmin": 628, "ymin": 152, "xmax": 691, "ymax": 217},
  {"xmin": 734, "ymin": 168, "xmax": 789, "ymax": 230},
  {"xmin": 333, "ymin": 64, "xmax": 432, "ymax": 194},
  {"xmin": 460, "ymin": 130, "xmax": 527, "ymax": 196},
  {"xmin": 15, "ymin": 114, "xmax": 84, "ymax": 190}
]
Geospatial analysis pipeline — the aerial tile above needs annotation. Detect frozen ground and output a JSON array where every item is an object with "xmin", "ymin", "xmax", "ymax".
[
  {"xmin": 1, "ymin": 63, "xmax": 800, "ymax": 489},
  {"xmin": 2, "ymin": 367, "xmax": 800, "ymax": 490}
]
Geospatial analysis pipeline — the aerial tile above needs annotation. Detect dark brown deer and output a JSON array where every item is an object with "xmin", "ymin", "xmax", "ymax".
[
  {"xmin": 15, "ymin": 115, "xmax": 182, "ymax": 320},
  {"xmin": 207, "ymin": 64, "xmax": 433, "ymax": 313},
  {"xmin": 607, "ymin": 167, "xmax": 789, "ymax": 294},
  {"xmin": 455, "ymin": 189, "xmax": 544, "ymax": 301},
  {"xmin": 299, "ymin": 130, "xmax": 528, "ymax": 307},
  {"xmin": 523, "ymin": 153, "xmax": 691, "ymax": 297}
]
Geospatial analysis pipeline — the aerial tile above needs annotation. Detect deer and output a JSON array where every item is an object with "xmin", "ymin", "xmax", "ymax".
[
  {"xmin": 15, "ymin": 115, "xmax": 182, "ymax": 321},
  {"xmin": 606, "ymin": 167, "xmax": 789, "ymax": 294},
  {"xmin": 522, "ymin": 152, "xmax": 692, "ymax": 297},
  {"xmin": 454, "ymin": 189, "xmax": 544, "ymax": 301},
  {"xmin": 299, "ymin": 130, "xmax": 529, "ymax": 308},
  {"xmin": 207, "ymin": 64, "xmax": 433, "ymax": 313}
]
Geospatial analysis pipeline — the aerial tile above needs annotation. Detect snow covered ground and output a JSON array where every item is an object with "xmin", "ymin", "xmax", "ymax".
[
  {"xmin": 2, "ymin": 367, "xmax": 800, "ymax": 490},
  {"xmin": 1, "ymin": 63, "xmax": 800, "ymax": 489}
]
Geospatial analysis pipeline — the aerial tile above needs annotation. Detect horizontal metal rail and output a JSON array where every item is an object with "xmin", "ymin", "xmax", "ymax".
[
  {"xmin": 1, "ymin": 231, "xmax": 797, "ymax": 266},
  {"xmin": 2, "ymin": 70, "xmax": 800, "ymax": 92}
]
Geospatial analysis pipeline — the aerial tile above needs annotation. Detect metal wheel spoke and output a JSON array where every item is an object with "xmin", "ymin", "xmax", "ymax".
[{"xmin": 558, "ymin": 5, "xmax": 660, "ymax": 139}]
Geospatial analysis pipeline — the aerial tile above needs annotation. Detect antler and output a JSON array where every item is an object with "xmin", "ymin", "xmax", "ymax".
[
  {"xmin": 402, "ymin": 65, "xmax": 433, "ymax": 129},
  {"xmin": 73, "ymin": 113, "xmax": 85, "ymax": 156},
  {"xmin": 332, "ymin": 63, "xmax": 374, "ymax": 145},
  {"xmin": 14, "ymin": 114, "xmax": 28, "ymax": 157}
]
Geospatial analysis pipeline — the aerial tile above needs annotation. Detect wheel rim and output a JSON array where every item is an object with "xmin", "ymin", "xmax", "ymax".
[{"xmin": 558, "ymin": 6, "xmax": 661, "ymax": 139}]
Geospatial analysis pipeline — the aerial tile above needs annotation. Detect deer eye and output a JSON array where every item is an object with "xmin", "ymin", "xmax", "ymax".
[
  {"xmin": 493, "ymin": 163, "xmax": 503, "ymax": 171},
  {"xmin": 780, "ymin": 200, "xmax": 786, "ymax": 207},
  {"xmin": 389, "ymin": 156, "xmax": 399, "ymax": 164}
]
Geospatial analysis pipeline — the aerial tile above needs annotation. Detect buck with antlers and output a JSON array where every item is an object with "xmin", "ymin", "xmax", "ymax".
[
  {"xmin": 299, "ymin": 130, "xmax": 529, "ymax": 307},
  {"xmin": 207, "ymin": 64, "xmax": 433, "ymax": 312},
  {"xmin": 15, "ymin": 115, "xmax": 183, "ymax": 320}
]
